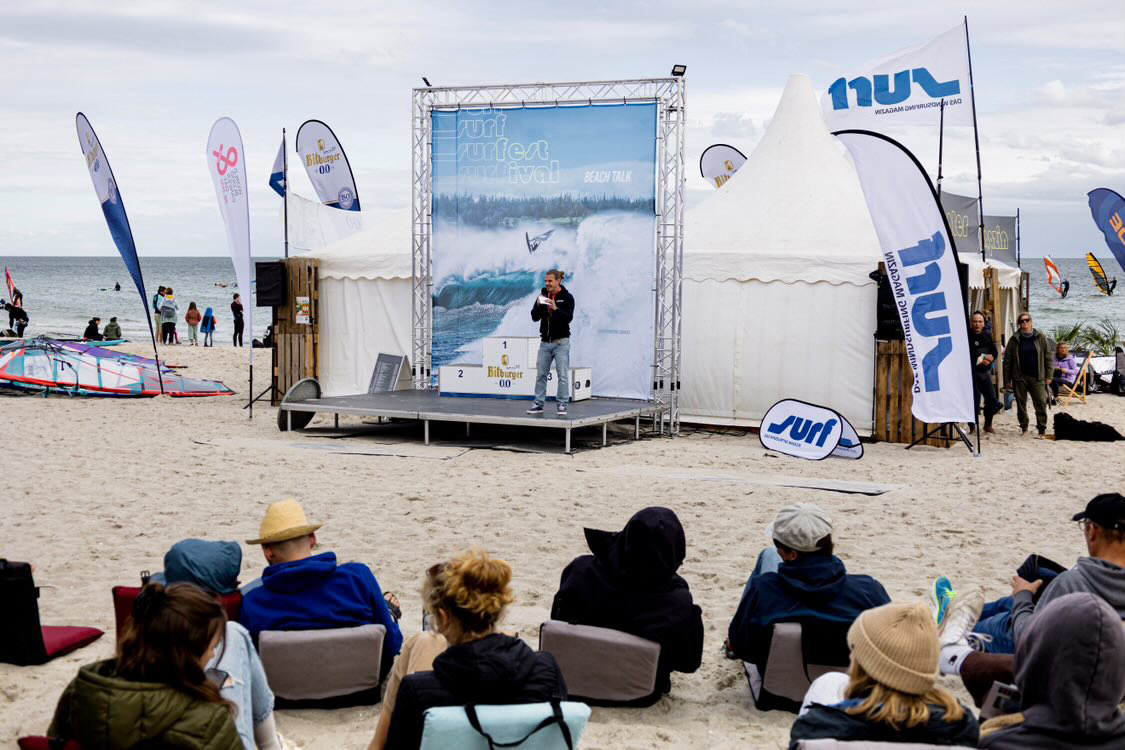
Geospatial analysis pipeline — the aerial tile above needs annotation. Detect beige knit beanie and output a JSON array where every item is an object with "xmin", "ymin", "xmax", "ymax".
[{"xmin": 847, "ymin": 602, "xmax": 939, "ymax": 696}]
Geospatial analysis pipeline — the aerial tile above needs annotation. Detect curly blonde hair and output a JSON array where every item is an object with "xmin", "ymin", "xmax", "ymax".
[{"xmin": 424, "ymin": 550, "xmax": 514, "ymax": 634}]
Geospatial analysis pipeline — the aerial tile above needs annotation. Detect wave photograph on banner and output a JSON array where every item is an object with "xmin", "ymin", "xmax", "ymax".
[{"xmin": 431, "ymin": 103, "xmax": 657, "ymax": 400}]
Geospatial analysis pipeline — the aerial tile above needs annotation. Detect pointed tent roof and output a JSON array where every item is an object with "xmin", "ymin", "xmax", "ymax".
[{"xmin": 685, "ymin": 74, "xmax": 882, "ymax": 285}]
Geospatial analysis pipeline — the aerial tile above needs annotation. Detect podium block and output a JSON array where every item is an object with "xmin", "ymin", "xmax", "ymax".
[
  {"xmin": 439, "ymin": 364, "xmax": 591, "ymax": 401},
  {"xmin": 482, "ymin": 337, "xmax": 538, "ymax": 370}
]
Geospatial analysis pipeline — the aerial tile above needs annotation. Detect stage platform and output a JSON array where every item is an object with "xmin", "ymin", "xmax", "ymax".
[{"xmin": 279, "ymin": 390, "xmax": 657, "ymax": 453}]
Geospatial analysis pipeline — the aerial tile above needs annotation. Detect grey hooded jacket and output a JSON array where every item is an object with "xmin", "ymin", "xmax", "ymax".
[
  {"xmin": 980, "ymin": 592, "xmax": 1125, "ymax": 749},
  {"xmin": 1010, "ymin": 555, "xmax": 1125, "ymax": 643}
]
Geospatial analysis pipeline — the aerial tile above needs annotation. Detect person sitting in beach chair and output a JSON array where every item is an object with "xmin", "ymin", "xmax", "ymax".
[
  {"xmin": 549, "ymin": 506, "xmax": 703, "ymax": 705},
  {"xmin": 725, "ymin": 503, "xmax": 890, "ymax": 677},
  {"xmin": 239, "ymin": 499, "xmax": 403, "ymax": 677},
  {"xmin": 789, "ymin": 603, "xmax": 979, "ymax": 748},
  {"xmin": 1050, "ymin": 341, "xmax": 1080, "ymax": 401},
  {"xmin": 384, "ymin": 550, "xmax": 566, "ymax": 750}
]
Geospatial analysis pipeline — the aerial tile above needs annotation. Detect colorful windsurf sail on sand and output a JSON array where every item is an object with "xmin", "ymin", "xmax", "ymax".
[
  {"xmin": 0, "ymin": 338, "xmax": 233, "ymax": 397},
  {"xmin": 1087, "ymin": 252, "xmax": 1114, "ymax": 295},
  {"xmin": 1043, "ymin": 256, "xmax": 1066, "ymax": 296}
]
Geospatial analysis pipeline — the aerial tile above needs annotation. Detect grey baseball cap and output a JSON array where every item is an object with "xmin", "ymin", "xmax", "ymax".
[{"xmin": 766, "ymin": 503, "xmax": 833, "ymax": 552}]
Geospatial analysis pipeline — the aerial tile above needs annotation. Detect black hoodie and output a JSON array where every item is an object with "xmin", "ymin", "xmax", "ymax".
[
  {"xmin": 550, "ymin": 507, "xmax": 704, "ymax": 704},
  {"xmin": 980, "ymin": 592, "xmax": 1125, "ymax": 750},
  {"xmin": 385, "ymin": 633, "xmax": 565, "ymax": 750}
]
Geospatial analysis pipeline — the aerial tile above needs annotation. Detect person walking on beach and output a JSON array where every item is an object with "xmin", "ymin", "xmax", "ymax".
[
  {"xmin": 103, "ymin": 316, "xmax": 122, "ymax": 340},
  {"xmin": 159, "ymin": 287, "xmax": 179, "ymax": 344},
  {"xmin": 527, "ymin": 269, "xmax": 574, "ymax": 416},
  {"xmin": 82, "ymin": 317, "xmax": 104, "ymax": 341},
  {"xmin": 185, "ymin": 302, "xmax": 202, "ymax": 346},
  {"xmin": 968, "ymin": 311, "xmax": 1001, "ymax": 433},
  {"xmin": 201, "ymin": 307, "xmax": 216, "ymax": 347},
  {"xmin": 4, "ymin": 301, "xmax": 28, "ymax": 337},
  {"xmin": 231, "ymin": 293, "xmax": 244, "ymax": 347},
  {"xmin": 1002, "ymin": 313, "xmax": 1052, "ymax": 436}
]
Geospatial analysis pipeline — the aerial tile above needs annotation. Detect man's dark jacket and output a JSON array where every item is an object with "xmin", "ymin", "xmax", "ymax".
[{"xmin": 530, "ymin": 285, "xmax": 574, "ymax": 341}]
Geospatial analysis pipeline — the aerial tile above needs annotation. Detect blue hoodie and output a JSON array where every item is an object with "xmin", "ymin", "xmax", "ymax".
[
  {"xmin": 727, "ymin": 554, "xmax": 889, "ymax": 673},
  {"xmin": 239, "ymin": 551, "xmax": 403, "ymax": 668},
  {"xmin": 200, "ymin": 307, "xmax": 216, "ymax": 333}
]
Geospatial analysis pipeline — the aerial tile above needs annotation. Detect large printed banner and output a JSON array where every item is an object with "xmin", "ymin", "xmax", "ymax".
[
  {"xmin": 837, "ymin": 131, "xmax": 974, "ymax": 424},
  {"xmin": 939, "ymin": 191, "xmax": 1018, "ymax": 266},
  {"xmin": 206, "ymin": 117, "xmax": 254, "ymax": 366},
  {"xmin": 822, "ymin": 22, "xmax": 971, "ymax": 130},
  {"xmin": 296, "ymin": 120, "xmax": 360, "ymax": 211},
  {"xmin": 431, "ymin": 103, "xmax": 657, "ymax": 400},
  {"xmin": 1088, "ymin": 188, "xmax": 1125, "ymax": 274}
]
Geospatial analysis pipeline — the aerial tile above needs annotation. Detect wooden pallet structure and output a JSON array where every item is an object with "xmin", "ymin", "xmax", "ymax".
[{"xmin": 271, "ymin": 257, "xmax": 320, "ymax": 405}]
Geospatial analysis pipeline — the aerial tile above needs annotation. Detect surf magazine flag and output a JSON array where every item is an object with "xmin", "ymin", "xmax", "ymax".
[
  {"xmin": 939, "ymin": 191, "xmax": 978, "ymax": 257},
  {"xmin": 983, "ymin": 214, "xmax": 1017, "ymax": 265},
  {"xmin": 269, "ymin": 137, "xmax": 286, "ymax": 197},
  {"xmin": 295, "ymin": 120, "xmax": 359, "ymax": 211},
  {"xmin": 700, "ymin": 144, "xmax": 746, "ymax": 188},
  {"xmin": 1088, "ymin": 188, "xmax": 1125, "ymax": 274},
  {"xmin": 822, "ymin": 22, "xmax": 972, "ymax": 130},
  {"xmin": 837, "ymin": 130, "xmax": 974, "ymax": 423},
  {"xmin": 759, "ymin": 399, "xmax": 863, "ymax": 460},
  {"xmin": 75, "ymin": 113, "xmax": 159, "ymax": 352},
  {"xmin": 206, "ymin": 117, "xmax": 253, "ymax": 365},
  {"xmin": 431, "ymin": 103, "xmax": 657, "ymax": 400}
]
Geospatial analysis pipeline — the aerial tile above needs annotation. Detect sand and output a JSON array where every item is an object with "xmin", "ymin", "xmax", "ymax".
[{"xmin": 2, "ymin": 343, "xmax": 1123, "ymax": 749}]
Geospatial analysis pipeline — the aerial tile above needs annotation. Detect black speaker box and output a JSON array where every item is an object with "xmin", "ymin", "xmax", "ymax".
[{"xmin": 255, "ymin": 261, "xmax": 286, "ymax": 307}]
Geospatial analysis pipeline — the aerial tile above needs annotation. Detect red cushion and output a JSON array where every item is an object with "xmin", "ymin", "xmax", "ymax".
[
  {"xmin": 112, "ymin": 586, "xmax": 242, "ymax": 640},
  {"xmin": 18, "ymin": 736, "xmax": 84, "ymax": 749},
  {"xmin": 41, "ymin": 626, "xmax": 103, "ymax": 659}
]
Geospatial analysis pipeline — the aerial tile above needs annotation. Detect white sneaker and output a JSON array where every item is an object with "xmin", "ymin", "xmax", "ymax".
[{"xmin": 938, "ymin": 587, "xmax": 984, "ymax": 649}]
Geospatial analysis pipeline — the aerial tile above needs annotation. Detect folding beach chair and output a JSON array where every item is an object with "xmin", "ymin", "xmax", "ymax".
[
  {"xmin": 420, "ymin": 701, "xmax": 590, "ymax": 750},
  {"xmin": 0, "ymin": 559, "xmax": 103, "ymax": 666},
  {"xmin": 1060, "ymin": 352, "xmax": 1091, "ymax": 405},
  {"xmin": 538, "ymin": 620, "xmax": 661, "ymax": 706},
  {"xmin": 111, "ymin": 583, "xmax": 241, "ymax": 641},
  {"xmin": 743, "ymin": 620, "xmax": 851, "ymax": 713},
  {"xmin": 258, "ymin": 623, "xmax": 386, "ymax": 707}
]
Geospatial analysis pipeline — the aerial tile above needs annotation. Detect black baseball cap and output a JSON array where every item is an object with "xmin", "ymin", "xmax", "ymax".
[{"xmin": 1072, "ymin": 493, "xmax": 1125, "ymax": 531}]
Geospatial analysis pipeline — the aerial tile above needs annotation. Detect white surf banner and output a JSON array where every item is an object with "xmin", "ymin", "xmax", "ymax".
[
  {"xmin": 832, "ymin": 415, "xmax": 864, "ymax": 460},
  {"xmin": 821, "ymin": 22, "xmax": 972, "ymax": 130},
  {"xmin": 760, "ymin": 399, "xmax": 844, "ymax": 461},
  {"xmin": 837, "ymin": 131, "xmax": 974, "ymax": 423},
  {"xmin": 295, "ymin": 120, "xmax": 360, "ymax": 211},
  {"xmin": 206, "ymin": 117, "xmax": 253, "ymax": 365}
]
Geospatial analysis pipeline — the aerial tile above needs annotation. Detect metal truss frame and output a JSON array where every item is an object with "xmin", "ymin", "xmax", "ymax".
[{"xmin": 411, "ymin": 77, "xmax": 685, "ymax": 432}]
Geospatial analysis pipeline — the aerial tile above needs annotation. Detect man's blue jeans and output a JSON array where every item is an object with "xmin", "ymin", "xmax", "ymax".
[
  {"xmin": 741, "ymin": 547, "xmax": 782, "ymax": 600},
  {"xmin": 972, "ymin": 596, "xmax": 1016, "ymax": 654},
  {"xmin": 534, "ymin": 337, "xmax": 570, "ymax": 406}
]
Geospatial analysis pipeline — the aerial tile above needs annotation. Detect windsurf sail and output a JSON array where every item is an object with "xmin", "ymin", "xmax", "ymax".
[
  {"xmin": 1087, "ymin": 252, "xmax": 1112, "ymax": 295},
  {"xmin": 4, "ymin": 267, "xmax": 17, "ymax": 306},
  {"xmin": 1043, "ymin": 256, "xmax": 1065, "ymax": 296},
  {"xmin": 525, "ymin": 229, "xmax": 554, "ymax": 254},
  {"xmin": 0, "ymin": 337, "xmax": 233, "ymax": 397}
]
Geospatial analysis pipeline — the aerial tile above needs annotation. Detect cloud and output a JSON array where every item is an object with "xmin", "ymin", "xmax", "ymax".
[{"xmin": 709, "ymin": 112, "xmax": 762, "ymax": 139}]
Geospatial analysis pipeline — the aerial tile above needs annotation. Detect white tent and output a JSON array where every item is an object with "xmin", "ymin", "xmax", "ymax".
[
  {"xmin": 680, "ymin": 75, "xmax": 884, "ymax": 432},
  {"xmin": 964, "ymin": 256, "xmax": 1023, "ymax": 340},
  {"xmin": 288, "ymin": 194, "xmax": 413, "ymax": 397}
]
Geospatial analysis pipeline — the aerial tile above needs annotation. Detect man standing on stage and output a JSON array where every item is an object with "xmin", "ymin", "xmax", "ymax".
[{"xmin": 527, "ymin": 269, "xmax": 574, "ymax": 416}]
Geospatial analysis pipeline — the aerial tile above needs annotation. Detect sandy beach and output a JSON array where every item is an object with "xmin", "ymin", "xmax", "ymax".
[{"xmin": 2, "ymin": 343, "xmax": 1123, "ymax": 749}]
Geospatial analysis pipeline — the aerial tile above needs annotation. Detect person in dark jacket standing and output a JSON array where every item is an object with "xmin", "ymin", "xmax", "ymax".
[
  {"xmin": 4, "ymin": 301, "xmax": 28, "ymax": 337},
  {"xmin": 47, "ymin": 582, "xmax": 242, "ymax": 749},
  {"xmin": 551, "ymin": 507, "xmax": 703, "ymax": 705},
  {"xmin": 968, "ymin": 311, "xmax": 1001, "ymax": 433},
  {"xmin": 978, "ymin": 592, "xmax": 1125, "ymax": 750},
  {"xmin": 231, "ymin": 293, "xmax": 244, "ymax": 347},
  {"xmin": 385, "ymin": 550, "xmax": 566, "ymax": 750},
  {"xmin": 527, "ymin": 269, "xmax": 575, "ymax": 416},
  {"xmin": 1002, "ymin": 313, "xmax": 1052, "ymax": 435},
  {"xmin": 789, "ymin": 602, "xmax": 979, "ymax": 748},
  {"xmin": 726, "ymin": 503, "xmax": 890, "ymax": 676}
]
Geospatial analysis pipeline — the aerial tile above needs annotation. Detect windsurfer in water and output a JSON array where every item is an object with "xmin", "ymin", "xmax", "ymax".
[{"xmin": 1061, "ymin": 279, "xmax": 1070, "ymax": 298}]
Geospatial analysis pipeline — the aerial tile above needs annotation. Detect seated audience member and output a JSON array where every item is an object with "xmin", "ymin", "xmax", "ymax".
[
  {"xmin": 550, "ymin": 506, "xmax": 704, "ymax": 703},
  {"xmin": 239, "ymin": 498, "xmax": 403, "ymax": 674},
  {"xmin": 1051, "ymin": 341, "xmax": 1080, "ymax": 399},
  {"xmin": 48, "ymin": 582, "xmax": 242, "ymax": 749},
  {"xmin": 936, "ymin": 492, "xmax": 1125, "ymax": 670},
  {"xmin": 790, "ymin": 603, "xmax": 979, "ymax": 748},
  {"xmin": 726, "ymin": 503, "xmax": 890, "ymax": 674},
  {"xmin": 152, "ymin": 539, "xmax": 282, "ymax": 750},
  {"xmin": 103, "ymin": 316, "xmax": 123, "ymax": 340},
  {"xmin": 82, "ymin": 317, "xmax": 104, "ymax": 341},
  {"xmin": 979, "ymin": 592, "xmax": 1125, "ymax": 750},
  {"xmin": 384, "ymin": 551, "xmax": 566, "ymax": 750}
]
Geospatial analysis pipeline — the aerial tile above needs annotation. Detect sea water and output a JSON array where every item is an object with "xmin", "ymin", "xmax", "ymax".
[
  {"xmin": 2, "ymin": 256, "xmax": 270, "ymax": 343},
  {"xmin": 1026, "ymin": 256, "xmax": 1123, "ymax": 338}
]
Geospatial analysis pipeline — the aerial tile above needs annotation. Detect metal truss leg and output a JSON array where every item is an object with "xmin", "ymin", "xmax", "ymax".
[
  {"xmin": 287, "ymin": 410, "xmax": 292, "ymax": 431},
  {"xmin": 424, "ymin": 420, "xmax": 430, "ymax": 446},
  {"xmin": 565, "ymin": 428, "xmax": 571, "ymax": 454},
  {"xmin": 602, "ymin": 422, "xmax": 607, "ymax": 447},
  {"xmin": 334, "ymin": 413, "xmax": 339, "ymax": 429},
  {"xmin": 466, "ymin": 422, "xmax": 471, "ymax": 437}
]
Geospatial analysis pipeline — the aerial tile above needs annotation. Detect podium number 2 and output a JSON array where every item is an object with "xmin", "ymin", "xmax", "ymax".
[{"xmin": 457, "ymin": 369, "xmax": 463, "ymax": 378}]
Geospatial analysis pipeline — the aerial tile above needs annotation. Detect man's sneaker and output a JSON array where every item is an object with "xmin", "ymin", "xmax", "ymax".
[
  {"xmin": 526, "ymin": 403, "xmax": 544, "ymax": 414},
  {"xmin": 931, "ymin": 576, "xmax": 956, "ymax": 627},
  {"xmin": 938, "ymin": 587, "xmax": 985, "ymax": 650},
  {"xmin": 556, "ymin": 403, "xmax": 568, "ymax": 416}
]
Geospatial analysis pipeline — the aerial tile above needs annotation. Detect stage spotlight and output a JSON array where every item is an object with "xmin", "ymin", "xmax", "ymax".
[
  {"xmin": 670, "ymin": 65, "xmax": 686, "ymax": 77},
  {"xmin": 422, "ymin": 77, "xmax": 431, "ymax": 87}
]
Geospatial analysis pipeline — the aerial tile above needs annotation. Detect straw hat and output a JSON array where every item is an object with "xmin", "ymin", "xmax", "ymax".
[{"xmin": 246, "ymin": 499, "xmax": 322, "ymax": 545}]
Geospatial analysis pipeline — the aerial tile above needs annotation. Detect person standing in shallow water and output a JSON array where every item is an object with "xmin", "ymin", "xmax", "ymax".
[{"xmin": 231, "ymin": 293, "xmax": 244, "ymax": 347}]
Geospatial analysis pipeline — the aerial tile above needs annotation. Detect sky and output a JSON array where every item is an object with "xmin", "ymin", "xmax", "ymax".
[{"xmin": 1, "ymin": 0, "xmax": 1122, "ymax": 259}]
